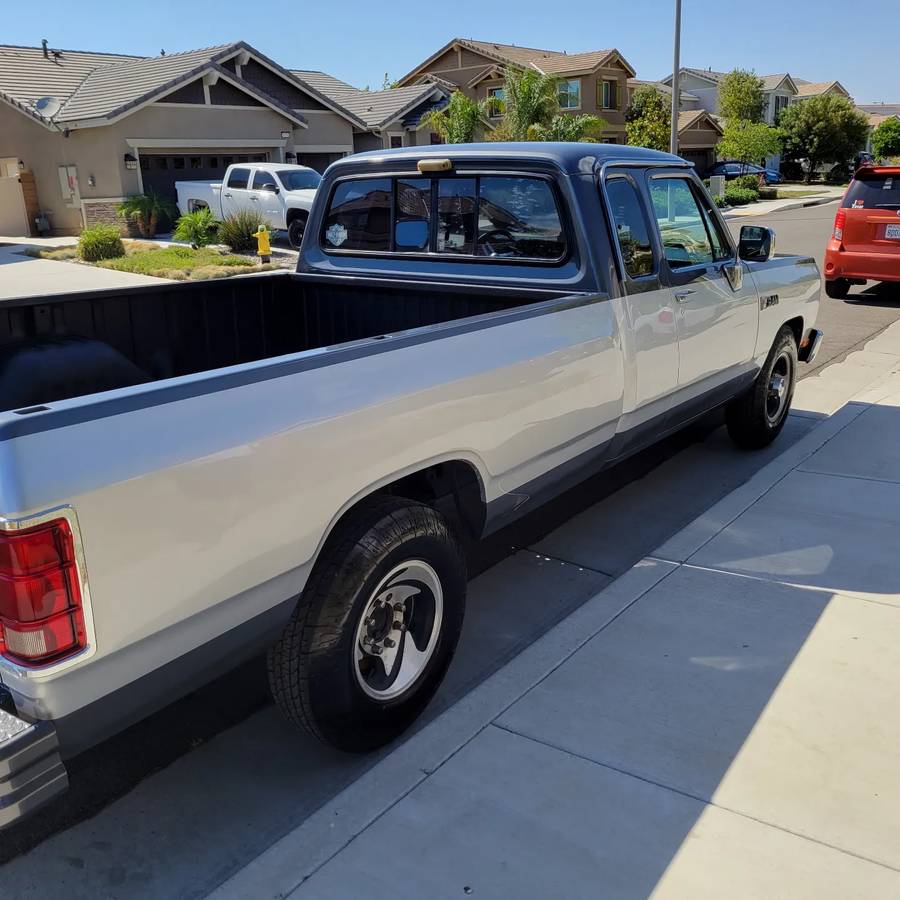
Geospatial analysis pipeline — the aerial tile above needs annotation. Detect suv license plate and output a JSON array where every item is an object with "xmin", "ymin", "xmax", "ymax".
[{"xmin": 886, "ymin": 224, "xmax": 900, "ymax": 240}]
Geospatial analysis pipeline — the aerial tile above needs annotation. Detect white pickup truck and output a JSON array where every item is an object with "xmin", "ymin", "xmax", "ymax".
[
  {"xmin": 176, "ymin": 162, "xmax": 321, "ymax": 248},
  {"xmin": 0, "ymin": 143, "xmax": 822, "ymax": 828}
]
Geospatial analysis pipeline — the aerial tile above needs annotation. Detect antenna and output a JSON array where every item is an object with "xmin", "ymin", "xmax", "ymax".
[{"xmin": 34, "ymin": 96, "xmax": 62, "ymax": 120}]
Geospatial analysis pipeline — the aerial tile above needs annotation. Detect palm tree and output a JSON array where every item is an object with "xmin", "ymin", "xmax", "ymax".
[
  {"xmin": 118, "ymin": 190, "xmax": 179, "ymax": 238},
  {"xmin": 500, "ymin": 68, "xmax": 560, "ymax": 140},
  {"xmin": 529, "ymin": 114, "xmax": 609, "ymax": 142},
  {"xmin": 421, "ymin": 91, "xmax": 489, "ymax": 144}
]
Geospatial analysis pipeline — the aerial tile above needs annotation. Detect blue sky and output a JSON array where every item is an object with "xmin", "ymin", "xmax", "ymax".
[{"xmin": 6, "ymin": 0, "xmax": 896, "ymax": 105}]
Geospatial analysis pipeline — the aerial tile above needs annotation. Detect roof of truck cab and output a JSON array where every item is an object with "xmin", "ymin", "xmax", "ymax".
[{"xmin": 341, "ymin": 142, "xmax": 685, "ymax": 175}]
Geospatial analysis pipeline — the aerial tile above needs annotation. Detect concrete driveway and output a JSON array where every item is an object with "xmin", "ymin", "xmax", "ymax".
[{"xmin": 0, "ymin": 240, "xmax": 171, "ymax": 299}]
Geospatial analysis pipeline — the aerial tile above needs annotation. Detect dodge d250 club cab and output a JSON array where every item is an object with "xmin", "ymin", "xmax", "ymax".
[{"xmin": 0, "ymin": 143, "xmax": 822, "ymax": 827}]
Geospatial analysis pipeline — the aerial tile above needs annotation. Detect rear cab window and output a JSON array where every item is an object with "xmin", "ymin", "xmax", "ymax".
[
  {"xmin": 322, "ymin": 173, "xmax": 567, "ymax": 262},
  {"xmin": 843, "ymin": 172, "xmax": 900, "ymax": 210}
]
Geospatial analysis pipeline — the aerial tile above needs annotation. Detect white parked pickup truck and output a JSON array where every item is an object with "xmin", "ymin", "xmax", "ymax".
[
  {"xmin": 176, "ymin": 162, "xmax": 321, "ymax": 248},
  {"xmin": 0, "ymin": 143, "xmax": 823, "ymax": 828}
]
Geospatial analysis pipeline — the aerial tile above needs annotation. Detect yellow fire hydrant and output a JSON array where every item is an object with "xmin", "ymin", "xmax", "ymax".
[{"xmin": 253, "ymin": 225, "xmax": 271, "ymax": 264}]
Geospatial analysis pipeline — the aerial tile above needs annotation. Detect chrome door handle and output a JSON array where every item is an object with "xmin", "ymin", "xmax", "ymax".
[
  {"xmin": 223, "ymin": 192, "xmax": 232, "ymax": 198},
  {"xmin": 250, "ymin": 196, "xmax": 259, "ymax": 201},
  {"xmin": 674, "ymin": 289, "xmax": 696, "ymax": 302}
]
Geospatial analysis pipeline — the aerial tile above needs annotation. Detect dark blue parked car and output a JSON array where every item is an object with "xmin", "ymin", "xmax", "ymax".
[{"xmin": 708, "ymin": 160, "xmax": 783, "ymax": 185}]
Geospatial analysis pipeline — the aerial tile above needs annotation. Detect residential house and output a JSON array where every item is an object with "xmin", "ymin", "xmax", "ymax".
[
  {"xmin": 792, "ymin": 79, "xmax": 852, "ymax": 102},
  {"xmin": 0, "ymin": 40, "xmax": 449, "ymax": 236},
  {"xmin": 659, "ymin": 69, "xmax": 801, "ymax": 124},
  {"xmin": 395, "ymin": 38, "xmax": 637, "ymax": 144},
  {"xmin": 293, "ymin": 71, "xmax": 449, "ymax": 152},
  {"xmin": 625, "ymin": 79, "xmax": 722, "ymax": 173},
  {"xmin": 857, "ymin": 105, "xmax": 900, "ymax": 154}
]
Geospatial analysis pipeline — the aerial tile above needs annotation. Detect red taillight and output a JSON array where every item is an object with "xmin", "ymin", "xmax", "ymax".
[
  {"xmin": 833, "ymin": 208, "xmax": 846, "ymax": 242},
  {"xmin": 0, "ymin": 518, "xmax": 86, "ymax": 666}
]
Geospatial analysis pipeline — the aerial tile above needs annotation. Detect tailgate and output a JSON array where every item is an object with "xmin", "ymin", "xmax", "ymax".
[{"xmin": 842, "ymin": 208, "xmax": 900, "ymax": 253}]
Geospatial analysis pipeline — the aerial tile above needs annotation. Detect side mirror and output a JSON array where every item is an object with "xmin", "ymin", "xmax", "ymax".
[
  {"xmin": 739, "ymin": 225, "xmax": 776, "ymax": 262},
  {"xmin": 260, "ymin": 183, "xmax": 279, "ymax": 194}
]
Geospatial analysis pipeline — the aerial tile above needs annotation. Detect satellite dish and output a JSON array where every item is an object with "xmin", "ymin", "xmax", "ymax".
[{"xmin": 35, "ymin": 96, "xmax": 61, "ymax": 119}]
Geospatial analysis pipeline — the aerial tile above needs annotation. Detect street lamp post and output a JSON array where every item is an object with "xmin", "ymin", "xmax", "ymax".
[{"xmin": 670, "ymin": 0, "xmax": 682, "ymax": 155}]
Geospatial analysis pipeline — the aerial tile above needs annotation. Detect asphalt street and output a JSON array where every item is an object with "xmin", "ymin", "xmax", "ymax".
[
  {"xmin": 2, "ymin": 202, "xmax": 898, "ymax": 892},
  {"xmin": 727, "ymin": 200, "xmax": 900, "ymax": 375}
]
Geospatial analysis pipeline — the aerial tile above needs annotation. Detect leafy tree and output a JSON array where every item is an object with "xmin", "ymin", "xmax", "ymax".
[
  {"xmin": 500, "ymin": 68, "xmax": 560, "ymax": 140},
  {"xmin": 421, "ymin": 91, "xmax": 488, "ymax": 144},
  {"xmin": 118, "ymin": 190, "xmax": 178, "ymax": 238},
  {"xmin": 779, "ymin": 95, "xmax": 870, "ymax": 182},
  {"xmin": 625, "ymin": 85, "xmax": 671, "ymax": 151},
  {"xmin": 381, "ymin": 73, "xmax": 393, "ymax": 91},
  {"xmin": 719, "ymin": 69, "xmax": 767, "ymax": 123},
  {"xmin": 717, "ymin": 120, "xmax": 781, "ymax": 164},
  {"xmin": 872, "ymin": 117, "xmax": 900, "ymax": 159},
  {"xmin": 529, "ymin": 114, "xmax": 608, "ymax": 142}
]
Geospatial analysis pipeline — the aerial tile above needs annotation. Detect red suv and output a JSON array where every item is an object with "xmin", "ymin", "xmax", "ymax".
[{"xmin": 824, "ymin": 166, "xmax": 900, "ymax": 298}]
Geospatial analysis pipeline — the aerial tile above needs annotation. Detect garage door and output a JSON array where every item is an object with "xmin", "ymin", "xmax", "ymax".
[
  {"xmin": 680, "ymin": 149, "xmax": 713, "ymax": 176},
  {"xmin": 296, "ymin": 152, "xmax": 344, "ymax": 173},
  {"xmin": 139, "ymin": 151, "xmax": 271, "ymax": 202}
]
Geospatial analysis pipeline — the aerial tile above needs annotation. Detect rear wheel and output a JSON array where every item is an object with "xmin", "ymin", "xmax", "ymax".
[
  {"xmin": 287, "ymin": 214, "xmax": 307, "ymax": 249},
  {"xmin": 727, "ymin": 327, "xmax": 797, "ymax": 450},
  {"xmin": 825, "ymin": 278, "xmax": 850, "ymax": 299},
  {"xmin": 268, "ymin": 496, "xmax": 466, "ymax": 752}
]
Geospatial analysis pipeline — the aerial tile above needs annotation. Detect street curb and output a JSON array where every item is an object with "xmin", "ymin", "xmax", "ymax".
[
  {"xmin": 723, "ymin": 194, "xmax": 840, "ymax": 219},
  {"xmin": 207, "ymin": 323, "xmax": 900, "ymax": 900}
]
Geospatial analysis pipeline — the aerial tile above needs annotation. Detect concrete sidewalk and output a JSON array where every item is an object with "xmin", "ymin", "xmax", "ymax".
[
  {"xmin": 213, "ymin": 324, "xmax": 900, "ymax": 899},
  {"xmin": 722, "ymin": 186, "xmax": 844, "ymax": 219},
  {"xmin": 0, "ymin": 240, "xmax": 173, "ymax": 299}
]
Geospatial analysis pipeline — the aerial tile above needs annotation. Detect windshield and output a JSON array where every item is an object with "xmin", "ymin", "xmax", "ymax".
[
  {"xmin": 843, "ymin": 173, "xmax": 900, "ymax": 209},
  {"xmin": 275, "ymin": 169, "xmax": 322, "ymax": 191}
]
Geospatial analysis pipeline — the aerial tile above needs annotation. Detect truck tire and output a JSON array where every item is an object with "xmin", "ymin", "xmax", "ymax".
[
  {"xmin": 825, "ymin": 278, "xmax": 850, "ymax": 299},
  {"xmin": 268, "ymin": 496, "xmax": 466, "ymax": 752},
  {"xmin": 287, "ymin": 214, "xmax": 307, "ymax": 249},
  {"xmin": 726, "ymin": 327, "xmax": 797, "ymax": 450}
]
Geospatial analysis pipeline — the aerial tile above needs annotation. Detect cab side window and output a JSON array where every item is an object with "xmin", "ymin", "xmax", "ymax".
[
  {"xmin": 227, "ymin": 167, "xmax": 251, "ymax": 190},
  {"xmin": 605, "ymin": 176, "xmax": 655, "ymax": 278},
  {"xmin": 649, "ymin": 178, "xmax": 715, "ymax": 268}
]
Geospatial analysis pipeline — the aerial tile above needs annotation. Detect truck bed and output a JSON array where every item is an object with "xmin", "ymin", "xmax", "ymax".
[{"xmin": 0, "ymin": 273, "xmax": 566, "ymax": 411}]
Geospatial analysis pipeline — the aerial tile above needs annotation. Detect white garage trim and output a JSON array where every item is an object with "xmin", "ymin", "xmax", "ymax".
[
  {"xmin": 126, "ymin": 138, "xmax": 285, "ymax": 149},
  {"xmin": 292, "ymin": 144, "xmax": 354, "ymax": 153}
]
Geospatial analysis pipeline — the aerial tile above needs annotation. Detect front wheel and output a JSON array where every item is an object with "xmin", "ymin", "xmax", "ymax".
[
  {"xmin": 287, "ymin": 215, "xmax": 307, "ymax": 249},
  {"xmin": 268, "ymin": 496, "xmax": 466, "ymax": 752},
  {"xmin": 726, "ymin": 327, "xmax": 798, "ymax": 450}
]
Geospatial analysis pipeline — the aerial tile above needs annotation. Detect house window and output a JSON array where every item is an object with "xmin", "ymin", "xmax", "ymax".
[
  {"xmin": 190, "ymin": 157, "xmax": 202, "ymax": 169},
  {"xmin": 774, "ymin": 95, "xmax": 790, "ymax": 121},
  {"xmin": 430, "ymin": 132, "xmax": 443, "ymax": 145},
  {"xmin": 600, "ymin": 80, "xmax": 618, "ymax": 110},
  {"xmin": 487, "ymin": 87, "xmax": 504, "ymax": 118},
  {"xmin": 389, "ymin": 135, "xmax": 403, "ymax": 149},
  {"xmin": 558, "ymin": 79, "xmax": 581, "ymax": 110}
]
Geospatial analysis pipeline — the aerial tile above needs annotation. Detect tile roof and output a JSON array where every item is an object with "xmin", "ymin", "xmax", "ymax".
[
  {"xmin": 0, "ymin": 42, "xmax": 348, "ymax": 128},
  {"xmin": 760, "ymin": 73, "xmax": 791, "ymax": 91},
  {"xmin": 293, "ymin": 70, "xmax": 444, "ymax": 128},
  {"xmin": 628, "ymin": 78, "xmax": 699, "ymax": 101},
  {"xmin": 794, "ymin": 80, "xmax": 847, "ymax": 98},
  {"xmin": 858, "ymin": 103, "xmax": 900, "ymax": 116},
  {"xmin": 58, "ymin": 44, "xmax": 237, "ymax": 121},
  {"xmin": 677, "ymin": 109, "xmax": 722, "ymax": 133}
]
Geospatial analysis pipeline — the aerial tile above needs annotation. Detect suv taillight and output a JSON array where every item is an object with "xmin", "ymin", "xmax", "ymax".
[
  {"xmin": 0, "ymin": 518, "xmax": 86, "ymax": 666},
  {"xmin": 833, "ymin": 208, "xmax": 846, "ymax": 242}
]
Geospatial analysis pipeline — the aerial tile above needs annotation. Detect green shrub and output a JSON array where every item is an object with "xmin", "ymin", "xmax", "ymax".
[
  {"xmin": 758, "ymin": 186, "xmax": 777, "ymax": 200},
  {"xmin": 78, "ymin": 224, "xmax": 125, "ymax": 261},
  {"xmin": 217, "ymin": 210, "xmax": 266, "ymax": 253},
  {"xmin": 732, "ymin": 173, "xmax": 762, "ymax": 191},
  {"xmin": 714, "ymin": 195, "xmax": 729, "ymax": 208},
  {"xmin": 724, "ymin": 186, "xmax": 759, "ymax": 206},
  {"xmin": 173, "ymin": 208, "xmax": 218, "ymax": 248}
]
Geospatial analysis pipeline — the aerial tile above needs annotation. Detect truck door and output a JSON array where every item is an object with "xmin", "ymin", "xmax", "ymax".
[
  {"xmin": 602, "ymin": 170, "xmax": 679, "ymax": 416},
  {"xmin": 221, "ymin": 166, "xmax": 253, "ymax": 218},
  {"xmin": 251, "ymin": 169, "xmax": 283, "ymax": 229},
  {"xmin": 646, "ymin": 172, "xmax": 757, "ymax": 391}
]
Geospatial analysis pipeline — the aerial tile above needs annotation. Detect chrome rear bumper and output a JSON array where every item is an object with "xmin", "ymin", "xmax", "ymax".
[{"xmin": 0, "ymin": 707, "xmax": 68, "ymax": 829}]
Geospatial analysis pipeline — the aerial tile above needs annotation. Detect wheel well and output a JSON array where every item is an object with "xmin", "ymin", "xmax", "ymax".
[
  {"xmin": 783, "ymin": 317, "xmax": 804, "ymax": 348},
  {"xmin": 286, "ymin": 208, "xmax": 309, "ymax": 225},
  {"xmin": 327, "ymin": 461, "xmax": 486, "ymax": 547}
]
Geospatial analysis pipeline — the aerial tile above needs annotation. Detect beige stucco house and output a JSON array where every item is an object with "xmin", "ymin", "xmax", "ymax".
[
  {"xmin": 395, "ymin": 38, "xmax": 637, "ymax": 144},
  {"xmin": 0, "ymin": 40, "xmax": 448, "ymax": 235}
]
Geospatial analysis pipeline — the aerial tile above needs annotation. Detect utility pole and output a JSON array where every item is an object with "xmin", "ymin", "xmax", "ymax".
[{"xmin": 669, "ymin": 0, "xmax": 682, "ymax": 155}]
